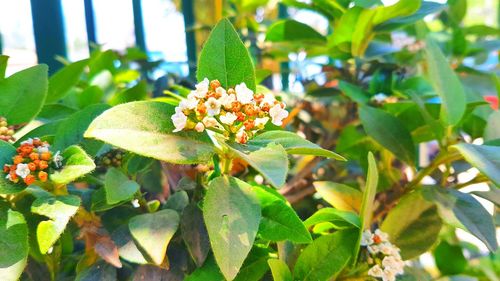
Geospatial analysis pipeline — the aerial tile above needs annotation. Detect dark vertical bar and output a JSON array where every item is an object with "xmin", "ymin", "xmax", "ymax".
[
  {"xmin": 30, "ymin": 0, "xmax": 67, "ymax": 74},
  {"xmin": 0, "ymin": 33, "xmax": 3, "ymax": 54},
  {"xmin": 132, "ymin": 0, "xmax": 147, "ymax": 52},
  {"xmin": 278, "ymin": 3, "xmax": 289, "ymax": 91},
  {"xmin": 182, "ymin": 0, "xmax": 197, "ymax": 80},
  {"xmin": 84, "ymin": 0, "xmax": 97, "ymax": 52}
]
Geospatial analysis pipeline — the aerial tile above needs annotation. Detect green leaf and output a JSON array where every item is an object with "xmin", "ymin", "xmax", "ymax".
[
  {"xmin": 381, "ymin": 190, "xmax": 442, "ymax": 260},
  {"xmin": 268, "ymin": 259, "xmax": 292, "ymax": 281},
  {"xmin": 197, "ymin": 18, "xmax": 256, "ymax": 91},
  {"xmin": 375, "ymin": 2, "xmax": 445, "ymax": 31},
  {"xmin": 249, "ymin": 131, "xmax": 345, "ymax": 160},
  {"xmin": 304, "ymin": 208, "xmax": 360, "ymax": 229},
  {"xmin": 294, "ymin": 229, "xmax": 358, "ymax": 281},
  {"xmin": 0, "ymin": 55, "xmax": 8, "ymax": 79},
  {"xmin": 53, "ymin": 103, "xmax": 109, "ymax": 151},
  {"xmin": 31, "ymin": 195, "xmax": 81, "ymax": 254},
  {"xmin": 75, "ymin": 261, "xmax": 116, "ymax": 281},
  {"xmin": 46, "ymin": 59, "xmax": 88, "ymax": 103},
  {"xmin": 228, "ymin": 142, "xmax": 288, "ymax": 188},
  {"xmin": 104, "ymin": 168, "xmax": 140, "ymax": 205},
  {"xmin": 0, "ymin": 206, "xmax": 29, "ymax": 281},
  {"xmin": 0, "ymin": 64, "xmax": 48, "ymax": 124},
  {"xmin": 360, "ymin": 152, "xmax": 379, "ymax": 230},
  {"xmin": 433, "ymin": 241, "xmax": 467, "ymax": 275},
  {"xmin": 314, "ymin": 181, "xmax": 362, "ymax": 213},
  {"xmin": 50, "ymin": 145, "xmax": 96, "ymax": 185},
  {"xmin": 181, "ymin": 203, "xmax": 210, "ymax": 267},
  {"xmin": 424, "ymin": 39, "xmax": 466, "ymax": 126},
  {"xmin": 185, "ymin": 255, "xmax": 224, "ymax": 281},
  {"xmin": 484, "ymin": 110, "xmax": 500, "ymax": 141},
  {"xmin": 452, "ymin": 143, "xmax": 500, "ymax": 186},
  {"xmin": 338, "ymin": 80, "xmax": 370, "ymax": 104},
  {"xmin": 129, "ymin": 209, "xmax": 180, "ymax": 265},
  {"xmin": 109, "ymin": 80, "xmax": 148, "ymax": 106},
  {"xmin": 84, "ymin": 101, "xmax": 215, "ymax": 164},
  {"xmin": 111, "ymin": 225, "xmax": 148, "ymax": 264},
  {"xmin": 359, "ymin": 106, "xmax": 415, "ymax": 164},
  {"xmin": 266, "ymin": 19, "xmax": 326, "ymax": 43},
  {"xmin": 203, "ymin": 176, "xmax": 261, "ymax": 280},
  {"xmin": 164, "ymin": 190, "xmax": 189, "ymax": 213},
  {"xmin": 423, "ymin": 187, "xmax": 498, "ymax": 252},
  {"xmin": 259, "ymin": 200, "xmax": 312, "ymax": 243}
]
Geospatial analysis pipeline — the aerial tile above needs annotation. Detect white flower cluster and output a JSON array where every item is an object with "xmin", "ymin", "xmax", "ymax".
[
  {"xmin": 171, "ymin": 78, "xmax": 289, "ymax": 144},
  {"xmin": 361, "ymin": 229, "xmax": 405, "ymax": 281}
]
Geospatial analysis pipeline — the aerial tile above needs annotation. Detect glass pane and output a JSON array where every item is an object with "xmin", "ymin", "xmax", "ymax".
[
  {"xmin": 61, "ymin": 0, "xmax": 90, "ymax": 61},
  {"xmin": 92, "ymin": 0, "xmax": 135, "ymax": 51}
]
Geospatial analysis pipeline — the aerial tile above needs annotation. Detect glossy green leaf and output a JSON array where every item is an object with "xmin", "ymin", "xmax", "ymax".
[
  {"xmin": 433, "ymin": 241, "xmax": 467, "ymax": 275},
  {"xmin": 109, "ymin": 80, "xmax": 148, "ymax": 106},
  {"xmin": 423, "ymin": 187, "xmax": 498, "ymax": 252},
  {"xmin": 375, "ymin": 2, "xmax": 445, "ymax": 31},
  {"xmin": 452, "ymin": 143, "xmax": 500, "ymax": 186},
  {"xmin": 381, "ymin": 190, "xmax": 442, "ymax": 260},
  {"xmin": 259, "ymin": 200, "xmax": 312, "ymax": 243},
  {"xmin": 229, "ymin": 142, "xmax": 288, "ymax": 188},
  {"xmin": 46, "ymin": 59, "xmax": 88, "ymax": 103},
  {"xmin": 31, "ymin": 195, "xmax": 81, "ymax": 254},
  {"xmin": 338, "ymin": 80, "xmax": 370, "ymax": 104},
  {"xmin": 266, "ymin": 19, "xmax": 326, "ymax": 43},
  {"xmin": 185, "ymin": 255, "xmax": 224, "ymax": 281},
  {"xmin": 268, "ymin": 259, "xmax": 292, "ymax": 281},
  {"xmin": 203, "ymin": 176, "xmax": 261, "ymax": 280},
  {"xmin": 294, "ymin": 229, "xmax": 358, "ymax": 281},
  {"xmin": 84, "ymin": 101, "xmax": 215, "ymax": 164},
  {"xmin": 0, "ymin": 64, "xmax": 48, "ymax": 124},
  {"xmin": 0, "ymin": 206, "xmax": 29, "ymax": 281},
  {"xmin": 129, "ymin": 209, "xmax": 180, "ymax": 265},
  {"xmin": 484, "ymin": 110, "xmax": 500, "ymax": 141},
  {"xmin": 104, "ymin": 168, "xmax": 140, "ymax": 205},
  {"xmin": 50, "ymin": 145, "xmax": 96, "ymax": 184},
  {"xmin": 425, "ymin": 39, "xmax": 466, "ymax": 126},
  {"xmin": 0, "ymin": 141, "xmax": 18, "ymax": 194},
  {"xmin": 314, "ymin": 181, "xmax": 362, "ymax": 213},
  {"xmin": 181, "ymin": 203, "xmax": 210, "ymax": 267},
  {"xmin": 360, "ymin": 152, "xmax": 378, "ymax": 230},
  {"xmin": 249, "ymin": 131, "xmax": 345, "ymax": 160},
  {"xmin": 111, "ymin": 225, "xmax": 148, "ymax": 264},
  {"xmin": 360, "ymin": 106, "xmax": 415, "ymax": 164},
  {"xmin": 164, "ymin": 190, "xmax": 189, "ymax": 213},
  {"xmin": 304, "ymin": 208, "xmax": 360, "ymax": 229},
  {"xmin": 53, "ymin": 103, "xmax": 109, "ymax": 151},
  {"xmin": 197, "ymin": 18, "xmax": 256, "ymax": 91},
  {"xmin": 0, "ymin": 55, "xmax": 8, "ymax": 79}
]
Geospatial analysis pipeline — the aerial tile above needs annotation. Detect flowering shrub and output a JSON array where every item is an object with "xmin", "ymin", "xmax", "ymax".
[
  {"xmin": 0, "ymin": 1, "xmax": 498, "ymax": 281},
  {"xmin": 172, "ymin": 78, "xmax": 288, "ymax": 143}
]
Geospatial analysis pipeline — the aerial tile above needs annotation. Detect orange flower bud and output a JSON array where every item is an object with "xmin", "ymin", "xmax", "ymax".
[
  {"xmin": 254, "ymin": 93, "xmax": 264, "ymax": 103},
  {"xmin": 10, "ymin": 164, "xmax": 17, "ymax": 172},
  {"xmin": 197, "ymin": 103, "xmax": 207, "ymax": 115},
  {"xmin": 28, "ymin": 162, "xmax": 37, "ymax": 171},
  {"xmin": 29, "ymin": 152, "xmax": 39, "ymax": 161},
  {"xmin": 40, "ymin": 152, "xmax": 51, "ymax": 161},
  {"xmin": 231, "ymin": 101, "xmax": 242, "ymax": 113},
  {"xmin": 13, "ymin": 155, "xmax": 23, "ymax": 164},
  {"xmin": 210, "ymin": 80, "xmax": 221, "ymax": 90},
  {"xmin": 244, "ymin": 120, "xmax": 255, "ymax": 130},
  {"xmin": 9, "ymin": 172, "xmax": 18, "ymax": 181},
  {"xmin": 33, "ymin": 139, "xmax": 42, "ymax": 146},
  {"xmin": 20, "ymin": 145, "xmax": 33, "ymax": 155},
  {"xmin": 243, "ymin": 104, "xmax": 256, "ymax": 116},
  {"xmin": 261, "ymin": 104, "xmax": 271, "ymax": 112},
  {"xmin": 373, "ymin": 234, "xmax": 382, "ymax": 244},
  {"xmin": 236, "ymin": 112, "xmax": 245, "ymax": 122},
  {"xmin": 38, "ymin": 171, "xmax": 48, "ymax": 182},
  {"xmin": 39, "ymin": 161, "xmax": 49, "ymax": 170},
  {"xmin": 24, "ymin": 175, "xmax": 35, "ymax": 185},
  {"xmin": 206, "ymin": 91, "xmax": 217, "ymax": 99},
  {"xmin": 3, "ymin": 164, "xmax": 10, "ymax": 173}
]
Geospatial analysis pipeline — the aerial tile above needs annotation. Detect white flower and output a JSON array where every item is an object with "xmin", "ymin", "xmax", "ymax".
[
  {"xmin": 216, "ymin": 86, "xmax": 227, "ymax": 97},
  {"xmin": 269, "ymin": 104, "xmax": 289, "ymax": 126},
  {"xmin": 261, "ymin": 93, "xmax": 276, "ymax": 107},
  {"xmin": 382, "ymin": 256, "xmax": 404, "ymax": 275},
  {"xmin": 236, "ymin": 129, "xmax": 248, "ymax": 144},
  {"xmin": 379, "ymin": 243, "xmax": 400, "ymax": 257},
  {"xmin": 37, "ymin": 144, "xmax": 50, "ymax": 153},
  {"xmin": 202, "ymin": 117, "xmax": 218, "ymax": 128},
  {"xmin": 254, "ymin": 117, "xmax": 269, "ymax": 128},
  {"xmin": 235, "ymin": 82, "xmax": 254, "ymax": 104},
  {"xmin": 368, "ymin": 244, "xmax": 381, "ymax": 254},
  {"xmin": 53, "ymin": 151, "xmax": 64, "ymax": 168},
  {"xmin": 5, "ymin": 173, "xmax": 11, "ymax": 180},
  {"xmin": 15, "ymin": 163, "xmax": 30, "ymax": 179},
  {"xmin": 375, "ymin": 229, "xmax": 389, "ymax": 242},
  {"xmin": 372, "ymin": 93, "xmax": 388, "ymax": 103},
  {"xmin": 219, "ymin": 90, "xmax": 236, "ymax": 108},
  {"xmin": 360, "ymin": 230, "xmax": 373, "ymax": 246},
  {"xmin": 205, "ymin": 97, "xmax": 221, "ymax": 116},
  {"xmin": 179, "ymin": 96, "xmax": 199, "ymax": 110},
  {"xmin": 192, "ymin": 78, "xmax": 209, "ymax": 98},
  {"xmin": 368, "ymin": 265, "xmax": 385, "ymax": 279},
  {"xmin": 382, "ymin": 270, "xmax": 397, "ymax": 281},
  {"xmin": 219, "ymin": 113, "xmax": 237, "ymax": 125},
  {"xmin": 21, "ymin": 138, "xmax": 34, "ymax": 145},
  {"xmin": 172, "ymin": 107, "xmax": 188, "ymax": 132},
  {"xmin": 194, "ymin": 122, "xmax": 205, "ymax": 132}
]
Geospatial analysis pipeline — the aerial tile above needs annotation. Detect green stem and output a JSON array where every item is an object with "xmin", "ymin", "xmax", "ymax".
[{"xmin": 406, "ymin": 151, "xmax": 461, "ymax": 190}]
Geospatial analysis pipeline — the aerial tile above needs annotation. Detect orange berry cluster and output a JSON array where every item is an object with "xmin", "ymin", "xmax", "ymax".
[
  {"xmin": 3, "ymin": 138, "xmax": 62, "ymax": 186},
  {"xmin": 172, "ymin": 78, "xmax": 288, "ymax": 144},
  {"xmin": 0, "ymin": 117, "xmax": 15, "ymax": 142}
]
